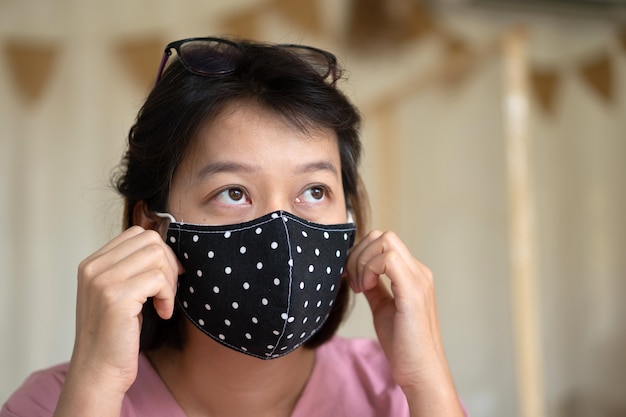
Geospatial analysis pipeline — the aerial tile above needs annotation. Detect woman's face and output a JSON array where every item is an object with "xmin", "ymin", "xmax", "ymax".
[{"xmin": 167, "ymin": 101, "xmax": 348, "ymax": 226}]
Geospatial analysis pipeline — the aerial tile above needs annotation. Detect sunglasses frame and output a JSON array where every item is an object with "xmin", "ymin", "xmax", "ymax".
[{"xmin": 155, "ymin": 37, "xmax": 339, "ymax": 87}]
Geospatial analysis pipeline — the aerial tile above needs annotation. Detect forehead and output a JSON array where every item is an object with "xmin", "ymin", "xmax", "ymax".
[{"xmin": 178, "ymin": 100, "xmax": 341, "ymax": 174}]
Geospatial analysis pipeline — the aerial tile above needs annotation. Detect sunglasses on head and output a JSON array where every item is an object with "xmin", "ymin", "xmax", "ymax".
[{"xmin": 155, "ymin": 37, "xmax": 339, "ymax": 87}]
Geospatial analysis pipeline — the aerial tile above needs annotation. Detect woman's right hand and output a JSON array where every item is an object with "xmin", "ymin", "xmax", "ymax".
[{"xmin": 54, "ymin": 226, "xmax": 181, "ymax": 416}]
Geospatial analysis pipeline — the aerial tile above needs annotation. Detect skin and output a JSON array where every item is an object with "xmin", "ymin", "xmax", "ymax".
[{"xmin": 53, "ymin": 101, "xmax": 464, "ymax": 417}]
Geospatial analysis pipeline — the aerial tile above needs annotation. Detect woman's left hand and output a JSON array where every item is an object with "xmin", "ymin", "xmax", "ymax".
[{"xmin": 345, "ymin": 230, "xmax": 464, "ymax": 416}]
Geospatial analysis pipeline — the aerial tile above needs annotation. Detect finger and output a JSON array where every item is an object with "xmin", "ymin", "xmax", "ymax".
[
  {"xmin": 345, "ymin": 230, "xmax": 383, "ymax": 288},
  {"xmin": 122, "ymin": 270, "xmax": 177, "ymax": 320}
]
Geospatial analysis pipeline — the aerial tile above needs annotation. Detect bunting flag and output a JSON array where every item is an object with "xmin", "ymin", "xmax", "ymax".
[
  {"xmin": 345, "ymin": 0, "xmax": 434, "ymax": 51},
  {"xmin": 579, "ymin": 52, "xmax": 614, "ymax": 104},
  {"xmin": 274, "ymin": 0, "xmax": 322, "ymax": 36},
  {"xmin": 530, "ymin": 68, "xmax": 560, "ymax": 116},
  {"xmin": 4, "ymin": 39, "xmax": 59, "ymax": 105},
  {"xmin": 221, "ymin": 8, "xmax": 263, "ymax": 40},
  {"xmin": 116, "ymin": 36, "xmax": 165, "ymax": 92}
]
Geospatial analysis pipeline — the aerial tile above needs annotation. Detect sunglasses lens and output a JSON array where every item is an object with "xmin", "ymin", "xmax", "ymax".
[
  {"xmin": 282, "ymin": 46, "xmax": 335, "ymax": 80},
  {"xmin": 178, "ymin": 39, "xmax": 240, "ymax": 76}
]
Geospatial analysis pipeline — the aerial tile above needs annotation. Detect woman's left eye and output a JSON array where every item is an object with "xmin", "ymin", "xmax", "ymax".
[{"xmin": 300, "ymin": 186, "xmax": 327, "ymax": 203}]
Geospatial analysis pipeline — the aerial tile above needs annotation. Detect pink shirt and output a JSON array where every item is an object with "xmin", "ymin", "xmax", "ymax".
[{"xmin": 0, "ymin": 337, "xmax": 424, "ymax": 416}]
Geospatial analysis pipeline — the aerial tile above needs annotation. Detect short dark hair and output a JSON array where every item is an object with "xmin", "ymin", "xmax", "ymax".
[{"xmin": 113, "ymin": 38, "xmax": 368, "ymax": 353}]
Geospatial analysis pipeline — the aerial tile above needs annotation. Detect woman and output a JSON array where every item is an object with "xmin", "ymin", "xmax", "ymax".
[{"xmin": 1, "ymin": 37, "xmax": 466, "ymax": 417}]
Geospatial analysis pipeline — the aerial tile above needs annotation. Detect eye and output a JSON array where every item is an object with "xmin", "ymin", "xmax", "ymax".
[
  {"xmin": 299, "ymin": 185, "xmax": 328, "ymax": 203},
  {"xmin": 214, "ymin": 187, "xmax": 250, "ymax": 205}
]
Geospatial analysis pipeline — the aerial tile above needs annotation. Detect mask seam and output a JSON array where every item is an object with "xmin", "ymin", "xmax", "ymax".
[{"xmin": 270, "ymin": 211, "xmax": 292, "ymax": 357}]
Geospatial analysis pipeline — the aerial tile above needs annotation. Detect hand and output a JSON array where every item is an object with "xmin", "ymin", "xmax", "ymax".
[
  {"xmin": 55, "ymin": 226, "xmax": 181, "ymax": 416},
  {"xmin": 345, "ymin": 230, "xmax": 464, "ymax": 415}
]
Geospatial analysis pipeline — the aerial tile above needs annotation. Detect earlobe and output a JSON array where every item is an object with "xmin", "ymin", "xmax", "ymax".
[{"xmin": 133, "ymin": 201, "xmax": 160, "ymax": 230}]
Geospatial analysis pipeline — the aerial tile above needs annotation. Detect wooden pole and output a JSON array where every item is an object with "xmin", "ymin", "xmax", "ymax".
[{"xmin": 502, "ymin": 28, "xmax": 546, "ymax": 417}]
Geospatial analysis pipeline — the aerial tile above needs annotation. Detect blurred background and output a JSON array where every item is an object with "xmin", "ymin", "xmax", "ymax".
[{"xmin": 1, "ymin": 1, "xmax": 625, "ymax": 416}]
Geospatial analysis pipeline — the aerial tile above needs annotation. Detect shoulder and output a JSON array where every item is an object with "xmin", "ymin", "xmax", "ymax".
[
  {"xmin": 294, "ymin": 336, "xmax": 409, "ymax": 417},
  {"xmin": 1, "ymin": 362, "xmax": 68, "ymax": 417}
]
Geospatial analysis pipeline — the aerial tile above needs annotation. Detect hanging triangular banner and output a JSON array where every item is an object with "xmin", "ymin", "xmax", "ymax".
[
  {"xmin": 116, "ymin": 36, "xmax": 165, "ymax": 92},
  {"xmin": 530, "ymin": 68, "xmax": 560, "ymax": 116},
  {"xmin": 4, "ymin": 39, "xmax": 59, "ymax": 105},
  {"xmin": 221, "ymin": 8, "xmax": 263, "ymax": 40},
  {"xmin": 274, "ymin": 0, "xmax": 323, "ymax": 36},
  {"xmin": 579, "ymin": 52, "xmax": 614, "ymax": 104}
]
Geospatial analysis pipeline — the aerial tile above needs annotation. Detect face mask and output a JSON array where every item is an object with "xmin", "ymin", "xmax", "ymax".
[{"xmin": 159, "ymin": 210, "xmax": 356, "ymax": 360}]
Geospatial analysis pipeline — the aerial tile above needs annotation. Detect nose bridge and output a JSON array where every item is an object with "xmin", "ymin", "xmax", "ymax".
[{"xmin": 261, "ymin": 191, "xmax": 292, "ymax": 216}]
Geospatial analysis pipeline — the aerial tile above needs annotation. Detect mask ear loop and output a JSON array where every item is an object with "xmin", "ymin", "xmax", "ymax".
[{"xmin": 154, "ymin": 212, "xmax": 176, "ymax": 239}]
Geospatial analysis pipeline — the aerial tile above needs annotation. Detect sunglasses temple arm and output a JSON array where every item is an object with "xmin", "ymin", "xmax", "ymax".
[{"xmin": 154, "ymin": 51, "xmax": 171, "ymax": 86}]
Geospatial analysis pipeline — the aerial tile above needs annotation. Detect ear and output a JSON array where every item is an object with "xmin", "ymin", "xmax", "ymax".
[{"xmin": 133, "ymin": 200, "xmax": 160, "ymax": 231}]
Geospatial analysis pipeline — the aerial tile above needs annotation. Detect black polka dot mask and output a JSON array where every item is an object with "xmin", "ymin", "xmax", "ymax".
[{"xmin": 160, "ymin": 210, "xmax": 356, "ymax": 360}]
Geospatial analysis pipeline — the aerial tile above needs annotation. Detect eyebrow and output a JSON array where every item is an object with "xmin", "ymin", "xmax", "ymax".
[{"xmin": 196, "ymin": 160, "xmax": 339, "ymax": 180}]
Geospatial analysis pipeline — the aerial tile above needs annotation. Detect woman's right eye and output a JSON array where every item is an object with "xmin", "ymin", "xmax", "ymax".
[{"xmin": 213, "ymin": 187, "xmax": 250, "ymax": 205}]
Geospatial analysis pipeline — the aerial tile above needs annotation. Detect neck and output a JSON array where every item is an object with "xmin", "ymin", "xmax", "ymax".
[{"xmin": 148, "ymin": 324, "xmax": 316, "ymax": 417}]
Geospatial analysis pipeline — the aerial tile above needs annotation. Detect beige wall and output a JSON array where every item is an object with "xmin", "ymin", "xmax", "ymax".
[{"xmin": 1, "ymin": 1, "xmax": 625, "ymax": 416}]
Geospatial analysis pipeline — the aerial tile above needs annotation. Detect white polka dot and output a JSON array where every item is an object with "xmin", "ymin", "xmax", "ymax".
[
  {"xmin": 281, "ymin": 346, "xmax": 288, "ymax": 350},
  {"xmin": 287, "ymin": 333, "xmax": 294, "ymax": 339},
  {"xmin": 281, "ymin": 312, "xmax": 288, "ymax": 320},
  {"xmin": 272, "ymin": 213, "xmax": 280, "ymax": 219},
  {"xmin": 240, "ymin": 246, "xmax": 246, "ymax": 254},
  {"xmin": 196, "ymin": 270, "xmax": 202, "ymax": 277},
  {"xmin": 243, "ymin": 282, "xmax": 250, "ymax": 290},
  {"xmin": 256, "ymin": 262, "xmax": 263, "ymax": 270},
  {"xmin": 324, "ymin": 232, "xmax": 329, "ymax": 239},
  {"xmin": 330, "ymin": 284, "xmax": 336, "ymax": 291},
  {"xmin": 193, "ymin": 235, "xmax": 199, "ymax": 242},
  {"xmin": 344, "ymin": 233, "xmax": 349, "ymax": 240},
  {"xmin": 316, "ymin": 316, "xmax": 321, "ymax": 323},
  {"xmin": 224, "ymin": 231, "xmax": 231, "ymax": 238},
  {"xmin": 241, "ymin": 347, "xmax": 248, "ymax": 351},
  {"xmin": 245, "ymin": 333, "xmax": 252, "ymax": 339},
  {"xmin": 169, "ymin": 236, "xmax": 176, "ymax": 243},
  {"xmin": 300, "ymin": 282, "xmax": 305, "ymax": 290},
  {"xmin": 224, "ymin": 319, "xmax": 231, "ymax": 326},
  {"xmin": 326, "ymin": 267, "xmax": 332, "ymax": 274},
  {"xmin": 296, "ymin": 245, "xmax": 302, "ymax": 253},
  {"xmin": 189, "ymin": 286, "xmax": 195, "ymax": 293},
  {"xmin": 304, "ymin": 300, "xmax": 309, "ymax": 308},
  {"xmin": 208, "ymin": 251, "xmax": 215, "ymax": 258},
  {"xmin": 213, "ymin": 286, "xmax": 220, "ymax": 293},
  {"xmin": 303, "ymin": 317, "xmax": 308, "ymax": 324},
  {"xmin": 205, "ymin": 303, "xmax": 211, "ymax": 310},
  {"xmin": 267, "ymin": 345, "xmax": 274, "ymax": 349},
  {"xmin": 300, "ymin": 332, "xmax": 307, "ymax": 338},
  {"xmin": 219, "ymin": 334, "xmax": 225, "ymax": 340},
  {"xmin": 232, "ymin": 302, "xmax": 239, "ymax": 309},
  {"xmin": 252, "ymin": 317, "xmax": 258, "ymax": 324},
  {"xmin": 308, "ymin": 265, "xmax": 314, "ymax": 272},
  {"xmin": 183, "ymin": 252, "xmax": 189, "ymax": 259},
  {"xmin": 183, "ymin": 301, "xmax": 188, "ymax": 308},
  {"xmin": 225, "ymin": 266, "xmax": 232, "ymax": 274},
  {"xmin": 316, "ymin": 283, "xmax": 322, "ymax": 291},
  {"xmin": 261, "ymin": 298, "xmax": 269, "ymax": 305},
  {"xmin": 317, "ymin": 300, "xmax": 322, "ymax": 307},
  {"xmin": 340, "ymin": 267, "xmax": 344, "ymax": 274},
  {"xmin": 288, "ymin": 259, "xmax": 294, "ymax": 266},
  {"xmin": 271, "ymin": 241, "xmax": 278, "ymax": 249},
  {"xmin": 315, "ymin": 248, "xmax": 320, "ymax": 256},
  {"xmin": 198, "ymin": 319, "xmax": 205, "ymax": 326},
  {"xmin": 336, "ymin": 250, "xmax": 341, "ymax": 257},
  {"xmin": 255, "ymin": 227, "xmax": 262, "ymax": 234},
  {"xmin": 273, "ymin": 330, "xmax": 280, "ymax": 335},
  {"xmin": 329, "ymin": 300, "xmax": 334, "ymax": 306},
  {"xmin": 302, "ymin": 231, "xmax": 308, "ymax": 237},
  {"xmin": 288, "ymin": 316, "xmax": 295, "ymax": 323},
  {"xmin": 273, "ymin": 278, "xmax": 280, "ymax": 286}
]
